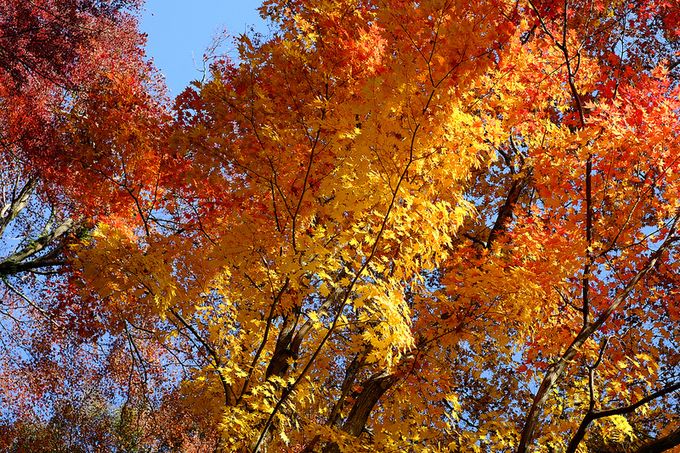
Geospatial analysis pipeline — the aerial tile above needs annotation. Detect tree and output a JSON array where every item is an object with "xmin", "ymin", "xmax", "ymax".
[
  {"xmin": 0, "ymin": 1, "xmax": 182, "ymax": 449},
  {"xmin": 3, "ymin": 0, "xmax": 680, "ymax": 451}
]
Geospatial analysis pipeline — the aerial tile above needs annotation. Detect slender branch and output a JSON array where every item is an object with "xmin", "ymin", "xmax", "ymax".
[
  {"xmin": 567, "ymin": 381, "xmax": 679, "ymax": 453},
  {"xmin": 565, "ymin": 338, "xmax": 608, "ymax": 453},
  {"xmin": 0, "ymin": 177, "xmax": 37, "ymax": 237},
  {"xmin": 169, "ymin": 308, "xmax": 236, "ymax": 406},
  {"xmin": 291, "ymin": 109, "xmax": 325, "ymax": 253},
  {"xmin": 635, "ymin": 427, "xmax": 680, "ymax": 453},
  {"xmin": 1, "ymin": 275, "xmax": 60, "ymax": 327},
  {"xmin": 0, "ymin": 218, "xmax": 74, "ymax": 275},
  {"xmin": 593, "ymin": 381, "xmax": 680, "ymax": 419}
]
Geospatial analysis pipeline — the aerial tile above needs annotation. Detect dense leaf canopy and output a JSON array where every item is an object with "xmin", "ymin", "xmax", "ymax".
[{"xmin": 0, "ymin": 0, "xmax": 678, "ymax": 451}]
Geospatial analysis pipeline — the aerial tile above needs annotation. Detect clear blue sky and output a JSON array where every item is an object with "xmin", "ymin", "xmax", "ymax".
[{"xmin": 140, "ymin": 0, "xmax": 265, "ymax": 95}]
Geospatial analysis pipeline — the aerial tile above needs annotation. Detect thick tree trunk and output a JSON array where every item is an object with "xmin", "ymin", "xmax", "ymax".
[
  {"xmin": 323, "ymin": 370, "xmax": 398, "ymax": 453},
  {"xmin": 341, "ymin": 371, "xmax": 398, "ymax": 436}
]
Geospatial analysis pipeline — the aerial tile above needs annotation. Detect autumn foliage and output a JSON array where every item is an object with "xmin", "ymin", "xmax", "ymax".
[{"xmin": 1, "ymin": 0, "xmax": 679, "ymax": 451}]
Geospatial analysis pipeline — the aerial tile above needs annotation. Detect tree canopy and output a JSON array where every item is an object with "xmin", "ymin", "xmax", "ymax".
[{"xmin": 0, "ymin": 0, "xmax": 678, "ymax": 451}]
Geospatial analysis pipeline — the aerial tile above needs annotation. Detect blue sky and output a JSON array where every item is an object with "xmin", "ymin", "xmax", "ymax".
[{"xmin": 140, "ymin": 0, "xmax": 265, "ymax": 95}]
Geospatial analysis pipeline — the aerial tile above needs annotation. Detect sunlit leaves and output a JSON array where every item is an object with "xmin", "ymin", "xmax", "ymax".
[{"xmin": 3, "ymin": 0, "xmax": 679, "ymax": 450}]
